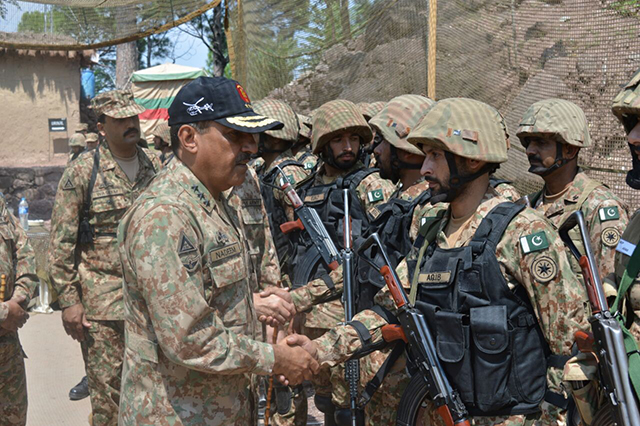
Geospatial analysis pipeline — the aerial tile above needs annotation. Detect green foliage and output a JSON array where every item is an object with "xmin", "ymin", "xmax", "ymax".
[
  {"xmin": 0, "ymin": 0, "xmax": 18, "ymax": 21},
  {"xmin": 610, "ymin": 0, "xmax": 640, "ymax": 15}
]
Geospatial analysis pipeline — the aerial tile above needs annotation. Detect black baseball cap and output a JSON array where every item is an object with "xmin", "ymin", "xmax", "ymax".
[{"xmin": 168, "ymin": 76, "xmax": 283, "ymax": 133}]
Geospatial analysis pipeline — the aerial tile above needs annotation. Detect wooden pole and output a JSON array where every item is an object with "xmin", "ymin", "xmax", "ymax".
[{"xmin": 427, "ymin": 0, "xmax": 437, "ymax": 100}]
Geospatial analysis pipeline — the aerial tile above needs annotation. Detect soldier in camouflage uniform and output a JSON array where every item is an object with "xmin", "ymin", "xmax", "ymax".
[
  {"xmin": 0, "ymin": 195, "xmax": 37, "ymax": 426},
  {"xmin": 48, "ymin": 90, "xmax": 161, "ymax": 426},
  {"xmin": 75, "ymin": 122, "xmax": 89, "ymax": 135},
  {"xmin": 151, "ymin": 122, "xmax": 174, "ymax": 166},
  {"xmin": 564, "ymin": 68, "xmax": 640, "ymax": 425},
  {"xmin": 266, "ymin": 99, "xmax": 395, "ymax": 424},
  {"xmin": 85, "ymin": 132, "xmax": 99, "ymax": 151},
  {"xmin": 518, "ymin": 99, "xmax": 629, "ymax": 284},
  {"xmin": 289, "ymin": 97, "xmax": 590, "ymax": 425},
  {"xmin": 117, "ymin": 76, "xmax": 318, "ymax": 426},
  {"xmin": 292, "ymin": 113, "xmax": 318, "ymax": 172},
  {"xmin": 68, "ymin": 133, "xmax": 87, "ymax": 163}
]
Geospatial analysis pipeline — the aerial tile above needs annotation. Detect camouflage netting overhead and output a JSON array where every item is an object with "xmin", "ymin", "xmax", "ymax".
[
  {"xmin": 0, "ymin": 0, "xmax": 220, "ymax": 49},
  {"xmin": 227, "ymin": 0, "xmax": 640, "ymax": 210}
]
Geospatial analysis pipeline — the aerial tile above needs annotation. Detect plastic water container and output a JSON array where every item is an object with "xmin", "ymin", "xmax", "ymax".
[{"xmin": 18, "ymin": 198, "xmax": 28, "ymax": 231}]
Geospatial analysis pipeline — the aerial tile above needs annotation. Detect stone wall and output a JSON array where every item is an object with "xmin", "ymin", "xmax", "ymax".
[{"xmin": 0, "ymin": 166, "xmax": 64, "ymax": 220}]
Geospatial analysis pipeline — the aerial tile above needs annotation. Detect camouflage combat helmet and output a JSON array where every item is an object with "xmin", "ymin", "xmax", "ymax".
[
  {"xmin": 369, "ymin": 95, "xmax": 434, "ymax": 156},
  {"xmin": 91, "ymin": 89, "xmax": 145, "ymax": 119},
  {"xmin": 312, "ymin": 100, "xmax": 373, "ymax": 154},
  {"xmin": 612, "ymin": 68, "xmax": 640, "ymax": 133},
  {"xmin": 516, "ymin": 99, "xmax": 591, "ymax": 148},
  {"xmin": 407, "ymin": 97, "xmax": 509, "ymax": 163},
  {"xmin": 75, "ymin": 123, "xmax": 89, "ymax": 133},
  {"xmin": 85, "ymin": 133, "xmax": 99, "ymax": 143},
  {"xmin": 253, "ymin": 99, "xmax": 300, "ymax": 142},
  {"xmin": 152, "ymin": 123, "xmax": 171, "ymax": 144},
  {"xmin": 68, "ymin": 133, "xmax": 86, "ymax": 148},
  {"xmin": 357, "ymin": 101, "xmax": 386, "ymax": 121},
  {"xmin": 297, "ymin": 113, "xmax": 312, "ymax": 140}
]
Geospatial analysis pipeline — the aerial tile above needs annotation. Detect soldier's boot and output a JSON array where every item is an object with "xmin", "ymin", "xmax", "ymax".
[
  {"xmin": 314, "ymin": 394, "xmax": 337, "ymax": 426},
  {"xmin": 69, "ymin": 376, "xmax": 89, "ymax": 401}
]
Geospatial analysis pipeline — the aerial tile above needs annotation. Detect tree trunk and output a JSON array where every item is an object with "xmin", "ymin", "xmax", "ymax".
[
  {"xmin": 210, "ymin": 5, "xmax": 228, "ymax": 77},
  {"xmin": 115, "ymin": 11, "xmax": 138, "ymax": 89},
  {"xmin": 340, "ymin": 0, "xmax": 350, "ymax": 40}
]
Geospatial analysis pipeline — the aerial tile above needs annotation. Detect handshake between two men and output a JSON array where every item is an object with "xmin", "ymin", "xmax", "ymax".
[{"xmin": 253, "ymin": 285, "xmax": 321, "ymax": 386}]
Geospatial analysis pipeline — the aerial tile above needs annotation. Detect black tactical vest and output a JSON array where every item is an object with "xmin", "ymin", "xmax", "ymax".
[
  {"xmin": 355, "ymin": 189, "xmax": 432, "ymax": 311},
  {"xmin": 288, "ymin": 168, "xmax": 378, "ymax": 290},
  {"xmin": 259, "ymin": 159, "xmax": 306, "ymax": 277},
  {"xmin": 408, "ymin": 202, "xmax": 549, "ymax": 416}
]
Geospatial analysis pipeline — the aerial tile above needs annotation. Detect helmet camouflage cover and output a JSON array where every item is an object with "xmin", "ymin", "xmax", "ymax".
[
  {"xmin": 612, "ymin": 67, "xmax": 640, "ymax": 133},
  {"xmin": 85, "ymin": 132, "xmax": 99, "ymax": 143},
  {"xmin": 312, "ymin": 100, "xmax": 373, "ymax": 154},
  {"xmin": 369, "ymin": 94, "xmax": 435, "ymax": 156},
  {"xmin": 407, "ymin": 97, "xmax": 509, "ymax": 163},
  {"xmin": 68, "ymin": 133, "xmax": 86, "ymax": 148},
  {"xmin": 516, "ymin": 98, "xmax": 591, "ymax": 148},
  {"xmin": 357, "ymin": 101, "xmax": 386, "ymax": 121},
  {"xmin": 152, "ymin": 122, "xmax": 171, "ymax": 144},
  {"xmin": 253, "ymin": 99, "xmax": 300, "ymax": 142},
  {"xmin": 297, "ymin": 113, "xmax": 312, "ymax": 139}
]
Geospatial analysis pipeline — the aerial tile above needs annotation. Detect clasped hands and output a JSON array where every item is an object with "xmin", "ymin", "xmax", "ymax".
[
  {"xmin": 253, "ymin": 286, "xmax": 297, "ymax": 327},
  {"xmin": 272, "ymin": 333, "xmax": 320, "ymax": 386}
]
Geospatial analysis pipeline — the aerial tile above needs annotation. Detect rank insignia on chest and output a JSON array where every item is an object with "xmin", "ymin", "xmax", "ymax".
[
  {"xmin": 216, "ymin": 231, "xmax": 230, "ymax": 245},
  {"xmin": 367, "ymin": 189, "xmax": 384, "ymax": 203},
  {"xmin": 520, "ymin": 231, "xmax": 549, "ymax": 254},
  {"xmin": 599, "ymin": 206, "xmax": 620, "ymax": 222}
]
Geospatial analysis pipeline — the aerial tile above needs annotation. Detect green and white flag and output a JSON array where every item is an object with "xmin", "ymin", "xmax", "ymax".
[
  {"xmin": 367, "ymin": 189, "xmax": 384, "ymax": 203},
  {"xmin": 599, "ymin": 206, "xmax": 620, "ymax": 222},
  {"xmin": 520, "ymin": 231, "xmax": 549, "ymax": 254}
]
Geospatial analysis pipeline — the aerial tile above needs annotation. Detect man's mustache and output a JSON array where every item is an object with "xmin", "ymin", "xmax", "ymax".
[
  {"xmin": 124, "ymin": 128, "xmax": 139, "ymax": 137},
  {"xmin": 423, "ymin": 175, "xmax": 443, "ymax": 186},
  {"xmin": 236, "ymin": 153, "xmax": 252, "ymax": 164},
  {"xmin": 527, "ymin": 154, "xmax": 543, "ymax": 163}
]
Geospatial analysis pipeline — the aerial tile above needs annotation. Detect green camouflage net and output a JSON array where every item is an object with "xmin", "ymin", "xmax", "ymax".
[
  {"xmin": 226, "ymin": 0, "xmax": 640, "ymax": 210},
  {"xmin": 0, "ymin": 0, "xmax": 219, "ymax": 50}
]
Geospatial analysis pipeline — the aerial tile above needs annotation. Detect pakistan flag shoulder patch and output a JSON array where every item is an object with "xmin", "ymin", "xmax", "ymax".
[
  {"xmin": 520, "ymin": 231, "xmax": 549, "ymax": 255},
  {"xmin": 367, "ymin": 188, "xmax": 384, "ymax": 203},
  {"xmin": 599, "ymin": 206, "xmax": 620, "ymax": 222}
]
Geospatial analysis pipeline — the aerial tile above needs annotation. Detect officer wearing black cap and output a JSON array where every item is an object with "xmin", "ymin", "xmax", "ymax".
[{"xmin": 117, "ymin": 76, "xmax": 320, "ymax": 426}]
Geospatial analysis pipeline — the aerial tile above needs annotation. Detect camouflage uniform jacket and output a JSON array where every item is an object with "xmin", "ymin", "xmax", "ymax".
[
  {"xmin": 48, "ymin": 143, "xmax": 161, "ymax": 320},
  {"xmin": 226, "ymin": 166, "xmax": 281, "ymax": 292},
  {"xmin": 117, "ymin": 160, "xmax": 274, "ymax": 426},
  {"xmin": 493, "ymin": 181, "xmax": 521, "ymax": 202},
  {"xmin": 289, "ymin": 163, "xmax": 395, "ymax": 327},
  {"xmin": 0, "ymin": 196, "xmax": 37, "ymax": 324},
  {"xmin": 255, "ymin": 149, "xmax": 309, "ymax": 222},
  {"xmin": 314, "ymin": 187, "xmax": 590, "ymax": 422},
  {"xmin": 530, "ymin": 170, "xmax": 629, "ymax": 279}
]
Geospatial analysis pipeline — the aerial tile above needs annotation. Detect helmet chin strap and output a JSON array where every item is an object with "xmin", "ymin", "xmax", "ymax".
[
  {"xmin": 528, "ymin": 141, "xmax": 572, "ymax": 177},
  {"xmin": 626, "ymin": 143, "xmax": 640, "ymax": 189},
  {"xmin": 257, "ymin": 133, "xmax": 289, "ymax": 156},
  {"xmin": 430, "ymin": 151, "xmax": 495, "ymax": 204},
  {"xmin": 383, "ymin": 146, "xmax": 421, "ymax": 183}
]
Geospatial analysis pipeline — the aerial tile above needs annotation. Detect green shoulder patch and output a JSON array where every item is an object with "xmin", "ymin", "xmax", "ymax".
[
  {"xmin": 367, "ymin": 188, "xmax": 384, "ymax": 203},
  {"xmin": 304, "ymin": 162, "xmax": 315, "ymax": 170},
  {"xmin": 520, "ymin": 231, "xmax": 549, "ymax": 254},
  {"xmin": 599, "ymin": 206, "xmax": 620, "ymax": 222},
  {"xmin": 62, "ymin": 177, "xmax": 75, "ymax": 190}
]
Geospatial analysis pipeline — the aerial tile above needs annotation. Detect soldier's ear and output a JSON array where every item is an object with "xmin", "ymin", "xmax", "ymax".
[
  {"xmin": 178, "ymin": 125, "xmax": 198, "ymax": 155},
  {"xmin": 96, "ymin": 122, "xmax": 106, "ymax": 137},
  {"xmin": 464, "ymin": 158, "xmax": 486, "ymax": 173},
  {"xmin": 563, "ymin": 144, "xmax": 580, "ymax": 161}
]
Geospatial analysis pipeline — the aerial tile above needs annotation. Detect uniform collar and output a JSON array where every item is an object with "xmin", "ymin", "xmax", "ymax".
[
  {"xmin": 99, "ymin": 143, "xmax": 153, "ymax": 183},
  {"xmin": 316, "ymin": 161, "xmax": 364, "ymax": 184},
  {"xmin": 538, "ymin": 170, "xmax": 589, "ymax": 217}
]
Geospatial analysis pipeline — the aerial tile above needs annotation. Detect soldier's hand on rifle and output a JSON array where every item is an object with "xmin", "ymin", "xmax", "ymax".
[
  {"xmin": 62, "ymin": 303, "xmax": 91, "ymax": 342},
  {"xmin": 255, "ymin": 286, "xmax": 296, "ymax": 327},
  {"xmin": 272, "ymin": 334, "xmax": 320, "ymax": 386},
  {"xmin": 0, "ymin": 295, "xmax": 28, "ymax": 332}
]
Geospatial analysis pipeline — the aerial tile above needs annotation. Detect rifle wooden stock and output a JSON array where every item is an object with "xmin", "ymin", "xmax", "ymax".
[
  {"xmin": 280, "ymin": 219, "xmax": 304, "ymax": 234},
  {"xmin": 0, "ymin": 274, "xmax": 5, "ymax": 301},
  {"xmin": 381, "ymin": 324, "xmax": 407, "ymax": 343}
]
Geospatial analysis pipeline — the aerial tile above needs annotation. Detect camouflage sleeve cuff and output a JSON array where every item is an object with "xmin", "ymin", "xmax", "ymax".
[
  {"xmin": 57, "ymin": 285, "xmax": 82, "ymax": 309},
  {"xmin": 12, "ymin": 284, "xmax": 31, "ymax": 306},
  {"xmin": 252, "ymin": 341, "xmax": 276, "ymax": 375},
  {"xmin": 0, "ymin": 302, "xmax": 7, "ymax": 323},
  {"xmin": 313, "ymin": 323, "xmax": 363, "ymax": 368},
  {"xmin": 290, "ymin": 287, "xmax": 313, "ymax": 313}
]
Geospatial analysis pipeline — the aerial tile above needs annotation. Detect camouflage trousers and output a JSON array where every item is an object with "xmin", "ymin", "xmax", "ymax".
[
  {"xmin": 0, "ymin": 332, "xmax": 27, "ymax": 426},
  {"xmin": 271, "ymin": 384, "xmax": 308, "ymax": 426},
  {"xmin": 81, "ymin": 320, "xmax": 124, "ymax": 426}
]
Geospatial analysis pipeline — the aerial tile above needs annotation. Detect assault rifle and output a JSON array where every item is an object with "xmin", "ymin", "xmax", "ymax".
[
  {"xmin": 358, "ymin": 233, "xmax": 470, "ymax": 426},
  {"xmin": 559, "ymin": 211, "xmax": 640, "ymax": 426},
  {"xmin": 341, "ymin": 189, "xmax": 361, "ymax": 426},
  {"xmin": 277, "ymin": 167, "xmax": 340, "ymax": 271}
]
